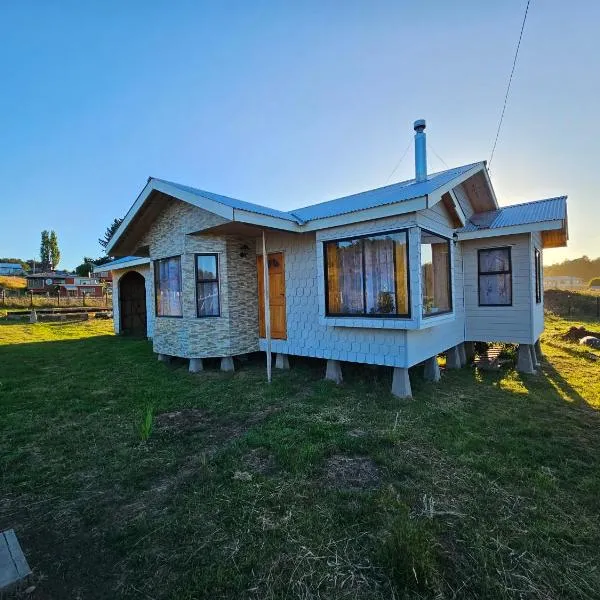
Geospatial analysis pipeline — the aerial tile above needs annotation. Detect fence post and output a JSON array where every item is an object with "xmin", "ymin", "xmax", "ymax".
[{"xmin": 29, "ymin": 290, "xmax": 34, "ymax": 308}]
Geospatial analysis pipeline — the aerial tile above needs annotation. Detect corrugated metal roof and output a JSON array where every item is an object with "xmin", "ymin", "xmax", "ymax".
[
  {"xmin": 290, "ymin": 162, "xmax": 483, "ymax": 221},
  {"xmin": 92, "ymin": 256, "xmax": 150, "ymax": 271},
  {"xmin": 458, "ymin": 196, "xmax": 567, "ymax": 233},
  {"xmin": 152, "ymin": 162, "xmax": 483, "ymax": 225},
  {"xmin": 153, "ymin": 179, "xmax": 300, "ymax": 223}
]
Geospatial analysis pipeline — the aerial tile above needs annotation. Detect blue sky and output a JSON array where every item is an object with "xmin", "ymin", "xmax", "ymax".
[{"xmin": 1, "ymin": 1, "xmax": 597, "ymax": 269}]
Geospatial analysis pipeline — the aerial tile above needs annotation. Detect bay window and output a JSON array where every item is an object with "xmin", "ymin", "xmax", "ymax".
[
  {"xmin": 420, "ymin": 231, "xmax": 452, "ymax": 317},
  {"xmin": 154, "ymin": 256, "xmax": 183, "ymax": 317},
  {"xmin": 324, "ymin": 230, "xmax": 409, "ymax": 317},
  {"xmin": 196, "ymin": 254, "xmax": 220, "ymax": 317},
  {"xmin": 478, "ymin": 247, "xmax": 512, "ymax": 306}
]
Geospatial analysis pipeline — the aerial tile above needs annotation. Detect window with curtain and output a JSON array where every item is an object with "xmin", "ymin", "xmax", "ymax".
[
  {"xmin": 534, "ymin": 248, "xmax": 542, "ymax": 304},
  {"xmin": 478, "ymin": 247, "xmax": 512, "ymax": 306},
  {"xmin": 420, "ymin": 231, "xmax": 452, "ymax": 316},
  {"xmin": 324, "ymin": 230, "xmax": 409, "ymax": 317},
  {"xmin": 154, "ymin": 256, "xmax": 183, "ymax": 317},
  {"xmin": 196, "ymin": 254, "xmax": 220, "ymax": 317}
]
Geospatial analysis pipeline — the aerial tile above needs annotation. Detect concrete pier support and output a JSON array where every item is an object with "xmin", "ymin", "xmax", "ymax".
[
  {"xmin": 392, "ymin": 367, "xmax": 412, "ymax": 399},
  {"xmin": 446, "ymin": 345, "xmax": 462, "ymax": 369},
  {"xmin": 325, "ymin": 359, "xmax": 343, "ymax": 384},
  {"xmin": 157, "ymin": 353, "xmax": 171, "ymax": 363},
  {"xmin": 458, "ymin": 343, "xmax": 467, "ymax": 367},
  {"xmin": 534, "ymin": 339, "xmax": 544, "ymax": 362},
  {"xmin": 189, "ymin": 358, "xmax": 204, "ymax": 373},
  {"xmin": 275, "ymin": 353, "xmax": 290, "ymax": 370},
  {"xmin": 530, "ymin": 344, "xmax": 540, "ymax": 368},
  {"xmin": 29, "ymin": 310, "xmax": 38, "ymax": 323},
  {"xmin": 220, "ymin": 357, "xmax": 235, "ymax": 372},
  {"xmin": 464, "ymin": 342, "xmax": 475, "ymax": 364},
  {"xmin": 517, "ymin": 344, "xmax": 536, "ymax": 374},
  {"xmin": 423, "ymin": 356, "xmax": 441, "ymax": 382}
]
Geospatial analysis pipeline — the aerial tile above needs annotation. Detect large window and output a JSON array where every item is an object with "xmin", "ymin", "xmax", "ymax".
[
  {"xmin": 154, "ymin": 256, "xmax": 183, "ymax": 317},
  {"xmin": 534, "ymin": 248, "xmax": 542, "ymax": 304},
  {"xmin": 324, "ymin": 230, "xmax": 409, "ymax": 317},
  {"xmin": 420, "ymin": 231, "xmax": 452, "ymax": 317},
  {"xmin": 478, "ymin": 247, "xmax": 512, "ymax": 306},
  {"xmin": 196, "ymin": 254, "xmax": 220, "ymax": 317}
]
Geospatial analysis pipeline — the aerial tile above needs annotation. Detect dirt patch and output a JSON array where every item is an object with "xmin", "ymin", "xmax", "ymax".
[
  {"xmin": 562, "ymin": 326, "xmax": 600, "ymax": 343},
  {"xmin": 243, "ymin": 448, "xmax": 277, "ymax": 475},
  {"xmin": 323, "ymin": 455, "xmax": 381, "ymax": 492},
  {"xmin": 155, "ymin": 408, "xmax": 209, "ymax": 433}
]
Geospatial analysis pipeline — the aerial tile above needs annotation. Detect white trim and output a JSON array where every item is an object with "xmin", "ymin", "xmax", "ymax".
[
  {"xmin": 232, "ymin": 208, "xmax": 301, "ymax": 232},
  {"xmin": 456, "ymin": 219, "xmax": 565, "ymax": 241},
  {"xmin": 93, "ymin": 257, "xmax": 150, "ymax": 273},
  {"xmin": 448, "ymin": 189, "xmax": 467, "ymax": 226},
  {"xmin": 425, "ymin": 163, "xmax": 487, "ymax": 208}
]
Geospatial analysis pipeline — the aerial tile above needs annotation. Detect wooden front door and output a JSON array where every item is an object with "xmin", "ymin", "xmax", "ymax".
[{"xmin": 257, "ymin": 252, "xmax": 287, "ymax": 340}]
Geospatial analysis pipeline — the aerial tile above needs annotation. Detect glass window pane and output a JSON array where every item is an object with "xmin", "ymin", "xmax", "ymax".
[
  {"xmin": 197, "ymin": 255, "xmax": 217, "ymax": 280},
  {"xmin": 197, "ymin": 281, "xmax": 219, "ymax": 316},
  {"xmin": 421, "ymin": 232, "xmax": 451, "ymax": 316},
  {"xmin": 326, "ymin": 240, "xmax": 364, "ymax": 314},
  {"xmin": 479, "ymin": 248, "xmax": 510, "ymax": 273},
  {"xmin": 155, "ymin": 257, "xmax": 183, "ymax": 316},
  {"xmin": 479, "ymin": 273, "xmax": 512, "ymax": 305}
]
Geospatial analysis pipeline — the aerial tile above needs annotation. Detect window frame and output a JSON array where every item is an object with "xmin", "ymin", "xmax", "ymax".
[
  {"xmin": 534, "ymin": 247, "xmax": 542, "ymax": 304},
  {"xmin": 420, "ymin": 228, "xmax": 453, "ymax": 318},
  {"xmin": 195, "ymin": 253, "xmax": 221, "ymax": 318},
  {"xmin": 477, "ymin": 246, "xmax": 513, "ymax": 307},
  {"xmin": 323, "ymin": 228, "xmax": 411, "ymax": 319},
  {"xmin": 154, "ymin": 255, "xmax": 184, "ymax": 318}
]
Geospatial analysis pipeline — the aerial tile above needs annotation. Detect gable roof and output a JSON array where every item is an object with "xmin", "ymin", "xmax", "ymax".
[{"xmin": 289, "ymin": 162, "xmax": 483, "ymax": 222}]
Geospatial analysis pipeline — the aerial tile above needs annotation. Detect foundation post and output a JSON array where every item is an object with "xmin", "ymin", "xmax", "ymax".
[
  {"xmin": 220, "ymin": 356, "xmax": 235, "ymax": 372},
  {"xmin": 463, "ymin": 342, "xmax": 475, "ymax": 363},
  {"xmin": 275, "ymin": 353, "xmax": 290, "ymax": 370},
  {"xmin": 157, "ymin": 353, "xmax": 171, "ymax": 363},
  {"xmin": 325, "ymin": 359, "xmax": 343, "ymax": 384},
  {"xmin": 534, "ymin": 339, "xmax": 544, "ymax": 361},
  {"xmin": 458, "ymin": 343, "xmax": 467, "ymax": 367},
  {"xmin": 189, "ymin": 358, "xmax": 204, "ymax": 373},
  {"xmin": 517, "ymin": 344, "xmax": 536, "ymax": 374},
  {"xmin": 446, "ymin": 345, "xmax": 462, "ymax": 369},
  {"xmin": 530, "ymin": 344, "xmax": 540, "ymax": 368},
  {"xmin": 392, "ymin": 367, "xmax": 412, "ymax": 399},
  {"xmin": 423, "ymin": 356, "xmax": 441, "ymax": 382}
]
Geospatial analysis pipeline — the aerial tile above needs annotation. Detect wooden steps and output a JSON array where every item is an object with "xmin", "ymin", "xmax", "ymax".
[{"xmin": 474, "ymin": 345, "xmax": 503, "ymax": 371}]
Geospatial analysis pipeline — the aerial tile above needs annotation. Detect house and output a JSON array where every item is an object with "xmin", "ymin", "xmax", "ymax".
[
  {"xmin": 0, "ymin": 263, "xmax": 24, "ymax": 275},
  {"xmin": 100, "ymin": 120, "xmax": 568, "ymax": 398},
  {"xmin": 543, "ymin": 275, "xmax": 583, "ymax": 289},
  {"xmin": 26, "ymin": 273, "xmax": 105, "ymax": 297}
]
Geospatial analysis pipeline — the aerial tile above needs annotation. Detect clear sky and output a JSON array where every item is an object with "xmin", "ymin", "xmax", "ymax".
[{"xmin": 1, "ymin": 0, "xmax": 597, "ymax": 269}]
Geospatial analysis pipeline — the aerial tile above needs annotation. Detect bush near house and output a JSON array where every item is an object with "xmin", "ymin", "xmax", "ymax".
[{"xmin": 0, "ymin": 314, "xmax": 599, "ymax": 599}]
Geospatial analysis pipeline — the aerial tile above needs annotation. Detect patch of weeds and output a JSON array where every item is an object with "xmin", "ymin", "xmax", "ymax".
[
  {"xmin": 377, "ymin": 504, "xmax": 440, "ymax": 597},
  {"xmin": 139, "ymin": 404, "xmax": 154, "ymax": 441}
]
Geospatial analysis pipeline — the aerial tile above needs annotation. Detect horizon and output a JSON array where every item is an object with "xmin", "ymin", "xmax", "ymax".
[{"xmin": 1, "ymin": 1, "xmax": 598, "ymax": 269}]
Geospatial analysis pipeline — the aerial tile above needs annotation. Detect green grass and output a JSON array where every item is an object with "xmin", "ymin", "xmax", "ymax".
[{"xmin": 0, "ymin": 316, "xmax": 599, "ymax": 599}]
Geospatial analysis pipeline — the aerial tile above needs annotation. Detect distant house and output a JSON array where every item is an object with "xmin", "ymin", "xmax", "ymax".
[
  {"xmin": 0, "ymin": 263, "xmax": 24, "ymax": 275},
  {"xmin": 26, "ymin": 273, "xmax": 105, "ymax": 297},
  {"xmin": 544, "ymin": 275, "xmax": 583, "ymax": 289},
  {"xmin": 99, "ymin": 119, "xmax": 569, "ymax": 398}
]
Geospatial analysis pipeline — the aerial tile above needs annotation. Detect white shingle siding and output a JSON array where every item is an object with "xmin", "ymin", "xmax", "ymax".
[{"xmin": 463, "ymin": 233, "xmax": 536, "ymax": 344}]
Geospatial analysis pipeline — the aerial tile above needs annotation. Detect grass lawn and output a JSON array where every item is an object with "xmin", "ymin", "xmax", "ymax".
[{"xmin": 1, "ymin": 315, "xmax": 599, "ymax": 599}]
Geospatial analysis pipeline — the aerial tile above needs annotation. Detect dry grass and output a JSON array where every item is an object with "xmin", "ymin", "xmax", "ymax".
[{"xmin": 0, "ymin": 275, "xmax": 26, "ymax": 290}]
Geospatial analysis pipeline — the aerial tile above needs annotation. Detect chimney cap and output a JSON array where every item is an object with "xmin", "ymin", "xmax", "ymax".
[{"xmin": 414, "ymin": 119, "xmax": 426, "ymax": 132}]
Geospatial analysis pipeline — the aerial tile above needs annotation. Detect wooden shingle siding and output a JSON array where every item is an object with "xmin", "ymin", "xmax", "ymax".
[{"xmin": 463, "ymin": 233, "xmax": 535, "ymax": 344}]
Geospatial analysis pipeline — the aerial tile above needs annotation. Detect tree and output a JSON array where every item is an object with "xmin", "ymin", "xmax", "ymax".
[
  {"xmin": 99, "ymin": 218, "xmax": 123, "ymax": 251},
  {"xmin": 75, "ymin": 257, "xmax": 97, "ymax": 277},
  {"xmin": 49, "ymin": 231, "xmax": 60, "ymax": 269},
  {"xmin": 40, "ymin": 230, "xmax": 51, "ymax": 270}
]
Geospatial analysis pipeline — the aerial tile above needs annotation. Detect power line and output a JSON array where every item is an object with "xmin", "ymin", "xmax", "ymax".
[
  {"xmin": 428, "ymin": 143, "xmax": 450, "ymax": 169},
  {"xmin": 386, "ymin": 140, "xmax": 412, "ymax": 183},
  {"xmin": 489, "ymin": 0, "xmax": 531, "ymax": 168}
]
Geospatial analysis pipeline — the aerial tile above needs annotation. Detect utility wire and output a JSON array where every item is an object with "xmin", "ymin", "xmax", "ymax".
[
  {"xmin": 386, "ymin": 140, "xmax": 412, "ymax": 183},
  {"xmin": 489, "ymin": 0, "xmax": 531, "ymax": 168},
  {"xmin": 428, "ymin": 143, "xmax": 450, "ymax": 169}
]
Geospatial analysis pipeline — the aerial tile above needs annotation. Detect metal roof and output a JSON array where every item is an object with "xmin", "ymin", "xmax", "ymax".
[
  {"xmin": 458, "ymin": 196, "xmax": 567, "ymax": 233},
  {"xmin": 290, "ymin": 162, "xmax": 483, "ymax": 222},
  {"xmin": 152, "ymin": 162, "xmax": 484, "ymax": 225},
  {"xmin": 92, "ymin": 256, "xmax": 150, "ymax": 272},
  {"xmin": 153, "ymin": 179, "xmax": 300, "ymax": 223}
]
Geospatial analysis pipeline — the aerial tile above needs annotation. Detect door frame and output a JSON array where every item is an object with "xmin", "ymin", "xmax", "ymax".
[{"xmin": 257, "ymin": 251, "xmax": 287, "ymax": 340}]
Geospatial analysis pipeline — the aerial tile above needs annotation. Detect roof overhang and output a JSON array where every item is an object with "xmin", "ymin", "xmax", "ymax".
[
  {"xmin": 456, "ymin": 218, "xmax": 568, "ymax": 248},
  {"xmin": 92, "ymin": 257, "xmax": 150, "ymax": 273}
]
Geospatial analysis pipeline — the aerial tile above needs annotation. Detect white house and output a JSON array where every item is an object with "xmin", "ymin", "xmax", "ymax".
[
  {"xmin": 98, "ymin": 120, "xmax": 568, "ymax": 398},
  {"xmin": 0, "ymin": 263, "xmax": 24, "ymax": 276}
]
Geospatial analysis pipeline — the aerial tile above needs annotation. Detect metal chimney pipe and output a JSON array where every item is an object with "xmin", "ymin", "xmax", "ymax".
[{"xmin": 414, "ymin": 119, "xmax": 427, "ymax": 182}]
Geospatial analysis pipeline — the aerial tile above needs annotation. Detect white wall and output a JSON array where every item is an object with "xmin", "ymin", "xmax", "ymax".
[
  {"xmin": 463, "ymin": 233, "xmax": 536, "ymax": 344},
  {"xmin": 531, "ymin": 231, "xmax": 544, "ymax": 342}
]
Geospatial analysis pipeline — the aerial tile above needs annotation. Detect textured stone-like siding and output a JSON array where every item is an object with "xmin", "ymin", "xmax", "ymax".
[
  {"xmin": 142, "ymin": 198, "xmax": 259, "ymax": 358},
  {"xmin": 112, "ymin": 264, "xmax": 154, "ymax": 338}
]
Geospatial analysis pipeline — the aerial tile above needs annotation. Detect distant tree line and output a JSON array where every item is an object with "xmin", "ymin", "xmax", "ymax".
[{"xmin": 545, "ymin": 256, "xmax": 600, "ymax": 285}]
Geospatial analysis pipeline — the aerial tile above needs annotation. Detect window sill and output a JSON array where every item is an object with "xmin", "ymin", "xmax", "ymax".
[
  {"xmin": 418, "ymin": 312, "xmax": 456, "ymax": 329},
  {"xmin": 319, "ymin": 315, "xmax": 418, "ymax": 330}
]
